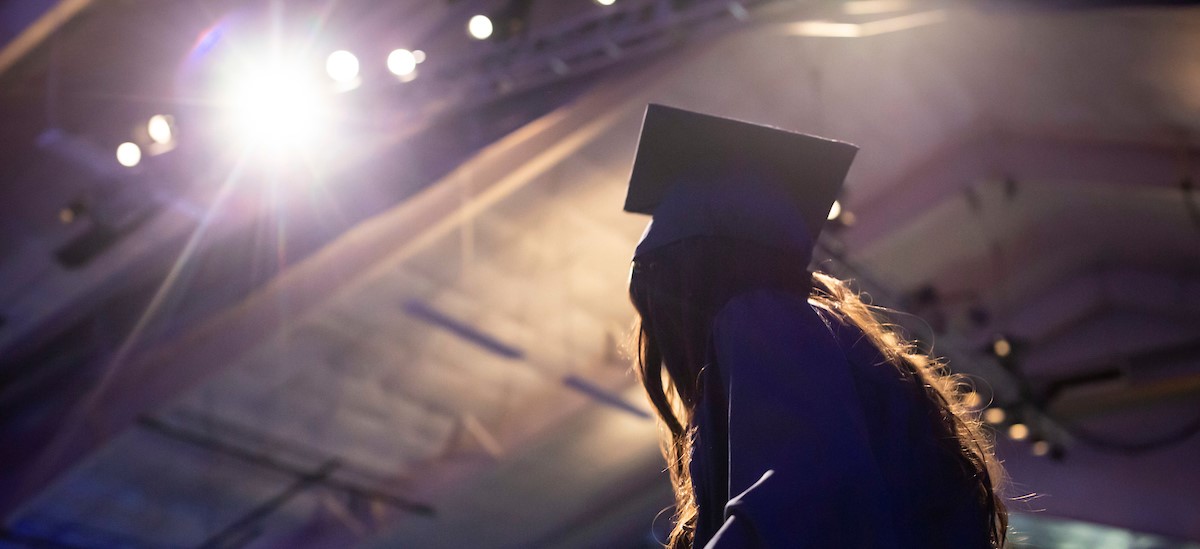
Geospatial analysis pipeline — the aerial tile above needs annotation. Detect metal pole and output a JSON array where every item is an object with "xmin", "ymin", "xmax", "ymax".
[
  {"xmin": 196, "ymin": 460, "xmax": 338, "ymax": 549},
  {"xmin": 136, "ymin": 416, "xmax": 435, "ymax": 516}
]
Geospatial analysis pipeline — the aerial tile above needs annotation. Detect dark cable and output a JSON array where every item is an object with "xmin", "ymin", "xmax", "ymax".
[{"xmin": 1181, "ymin": 176, "xmax": 1200, "ymax": 237}]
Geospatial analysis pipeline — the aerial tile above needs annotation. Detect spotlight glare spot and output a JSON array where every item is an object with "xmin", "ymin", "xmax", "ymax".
[
  {"xmin": 595, "ymin": 0, "xmax": 616, "ymax": 5},
  {"xmin": 1008, "ymin": 423, "xmax": 1029, "ymax": 441},
  {"xmin": 468, "ymin": 15, "xmax": 494, "ymax": 40},
  {"xmin": 387, "ymin": 49, "xmax": 418, "ymax": 77},
  {"xmin": 962, "ymin": 391, "xmax": 982, "ymax": 409},
  {"xmin": 116, "ymin": 142, "xmax": 141, "ymax": 167},
  {"xmin": 413, "ymin": 49, "xmax": 426, "ymax": 64},
  {"xmin": 983, "ymin": 407, "xmax": 1005, "ymax": 425},
  {"xmin": 325, "ymin": 50, "xmax": 360, "ymax": 82},
  {"xmin": 148, "ymin": 114, "xmax": 173, "ymax": 144}
]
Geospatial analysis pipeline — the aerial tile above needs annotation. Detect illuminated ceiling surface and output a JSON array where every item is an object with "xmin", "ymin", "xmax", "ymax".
[{"xmin": 1, "ymin": 1, "xmax": 1199, "ymax": 547}]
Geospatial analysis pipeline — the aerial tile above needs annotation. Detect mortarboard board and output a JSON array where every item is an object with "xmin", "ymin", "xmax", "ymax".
[{"xmin": 624, "ymin": 104, "xmax": 858, "ymax": 258}]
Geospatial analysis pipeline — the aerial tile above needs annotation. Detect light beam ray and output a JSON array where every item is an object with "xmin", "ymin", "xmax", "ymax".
[{"xmin": 18, "ymin": 152, "xmax": 252, "ymax": 505}]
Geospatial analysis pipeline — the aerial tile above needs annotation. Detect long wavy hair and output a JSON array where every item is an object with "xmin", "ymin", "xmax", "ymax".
[{"xmin": 629, "ymin": 237, "xmax": 1007, "ymax": 548}]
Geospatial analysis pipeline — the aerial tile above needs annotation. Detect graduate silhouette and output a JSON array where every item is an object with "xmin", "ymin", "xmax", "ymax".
[{"xmin": 625, "ymin": 105, "xmax": 1007, "ymax": 548}]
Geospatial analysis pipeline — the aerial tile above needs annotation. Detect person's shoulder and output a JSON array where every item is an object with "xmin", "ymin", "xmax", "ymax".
[
  {"xmin": 715, "ymin": 289, "xmax": 826, "ymax": 327},
  {"xmin": 713, "ymin": 289, "xmax": 839, "ymax": 349}
]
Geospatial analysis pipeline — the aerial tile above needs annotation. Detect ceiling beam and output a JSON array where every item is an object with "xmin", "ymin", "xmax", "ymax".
[
  {"xmin": 0, "ymin": 0, "xmax": 93, "ymax": 78},
  {"xmin": 976, "ymin": 268, "xmax": 1200, "ymax": 347},
  {"xmin": 845, "ymin": 132, "xmax": 1200, "ymax": 251},
  {"xmin": 1048, "ymin": 371, "xmax": 1200, "ymax": 421}
]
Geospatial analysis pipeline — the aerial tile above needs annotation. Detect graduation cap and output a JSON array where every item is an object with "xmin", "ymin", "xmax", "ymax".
[{"xmin": 624, "ymin": 104, "xmax": 858, "ymax": 258}]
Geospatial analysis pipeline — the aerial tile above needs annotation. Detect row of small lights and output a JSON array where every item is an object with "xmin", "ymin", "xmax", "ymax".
[
  {"xmin": 114, "ymin": 114, "xmax": 175, "ymax": 168},
  {"xmin": 110, "ymin": 2, "xmax": 628, "ymax": 169},
  {"xmin": 971, "ymin": 334, "xmax": 1058, "ymax": 458},
  {"xmin": 325, "ymin": 48, "xmax": 428, "ymax": 86},
  {"xmin": 112, "ymin": 45, "xmax": 428, "ymax": 169},
  {"xmin": 961, "ymin": 390, "xmax": 1054, "ymax": 458}
]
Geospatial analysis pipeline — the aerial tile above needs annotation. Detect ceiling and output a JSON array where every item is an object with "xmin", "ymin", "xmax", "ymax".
[{"xmin": 2, "ymin": 0, "xmax": 1200, "ymax": 547}]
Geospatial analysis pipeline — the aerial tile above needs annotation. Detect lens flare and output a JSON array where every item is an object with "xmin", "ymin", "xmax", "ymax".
[{"xmin": 220, "ymin": 61, "xmax": 327, "ymax": 157}]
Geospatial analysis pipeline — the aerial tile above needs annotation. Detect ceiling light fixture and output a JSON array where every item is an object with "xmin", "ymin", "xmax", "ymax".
[
  {"xmin": 468, "ymin": 15, "xmax": 494, "ymax": 40},
  {"xmin": 116, "ymin": 142, "xmax": 141, "ymax": 167},
  {"xmin": 148, "ymin": 114, "xmax": 174, "ymax": 145},
  {"xmin": 325, "ymin": 50, "xmax": 360, "ymax": 83},
  {"xmin": 387, "ymin": 49, "xmax": 418, "ymax": 78}
]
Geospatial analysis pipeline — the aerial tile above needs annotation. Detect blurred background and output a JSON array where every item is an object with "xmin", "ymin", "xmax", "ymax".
[{"xmin": 1, "ymin": 0, "xmax": 1199, "ymax": 547}]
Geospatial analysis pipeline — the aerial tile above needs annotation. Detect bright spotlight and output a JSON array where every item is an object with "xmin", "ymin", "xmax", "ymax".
[
  {"xmin": 387, "ymin": 49, "xmax": 418, "ymax": 77},
  {"xmin": 325, "ymin": 50, "xmax": 360, "ymax": 83},
  {"xmin": 412, "ymin": 49, "xmax": 426, "ymax": 64},
  {"xmin": 116, "ymin": 142, "xmax": 141, "ymax": 167},
  {"xmin": 220, "ymin": 61, "xmax": 327, "ymax": 156},
  {"xmin": 148, "ymin": 114, "xmax": 174, "ymax": 144},
  {"xmin": 961, "ymin": 390, "xmax": 982, "ymax": 409},
  {"xmin": 983, "ymin": 407, "xmax": 1005, "ymax": 425},
  {"xmin": 468, "ymin": 15, "xmax": 494, "ymax": 40},
  {"xmin": 595, "ymin": 0, "xmax": 616, "ymax": 5},
  {"xmin": 1007, "ymin": 423, "xmax": 1029, "ymax": 441}
]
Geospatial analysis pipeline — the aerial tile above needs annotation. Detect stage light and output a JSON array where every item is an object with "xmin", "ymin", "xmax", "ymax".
[
  {"xmin": 387, "ymin": 48, "xmax": 418, "ymax": 77},
  {"xmin": 595, "ymin": 0, "xmax": 616, "ymax": 5},
  {"xmin": 788, "ymin": 10, "xmax": 946, "ymax": 38},
  {"xmin": 1031, "ymin": 440, "xmax": 1051, "ymax": 457},
  {"xmin": 827, "ymin": 200, "xmax": 842, "ymax": 221},
  {"xmin": 962, "ymin": 390, "xmax": 982, "ymax": 409},
  {"xmin": 218, "ymin": 59, "xmax": 327, "ymax": 157},
  {"xmin": 992, "ymin": 335, "xmax": 1012, "ymax": 358},
  {"xmin": 325, "ymin": 50, "xmax": 360, "ymax": 83},
  {"xmin": 983, "ymin": 407, "xmax": 1005, "ymax": 425},
  {"xmin": 1007, "ymin": 423, "xmax": 1029, "ymax": 441},
  {"xmin": 412, "ymin": 49, "xmax": 426, "ymax": 64},
  {"xmin": 148, "ymin": 114, "xmax": 174, "ymax": 144},
  {"xmin": 843, "ymin": 0, "xmax": 910, "ymax": 15},
  {"xmin": 468, "ymin": 15, "xmax": 494, "ymax": 40},
  {"xmin": 116, "ymin": 142, "xmax": 141, "ymax": 167}
]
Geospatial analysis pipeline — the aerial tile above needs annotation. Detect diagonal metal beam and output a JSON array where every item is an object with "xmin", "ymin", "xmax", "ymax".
[
  {"xmin": 136, "ymin": 415, "xmax": 435, "ymax": 516},
  {"xmin": 0, "ymin": 0, "xmax": 93, "ymax": 78},
  {"xmin": 197, "ymin": 460, "xmax": 339, "ymax": 549},
  {"xmin": 845, "ymin": 133, "xmax": 1200, "ymax": 252}
]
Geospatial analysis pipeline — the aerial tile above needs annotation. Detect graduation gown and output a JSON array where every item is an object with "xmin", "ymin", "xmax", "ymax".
[{"xmin": 690, "ymin": 289, "xmax": 992, "ymax": 549}]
